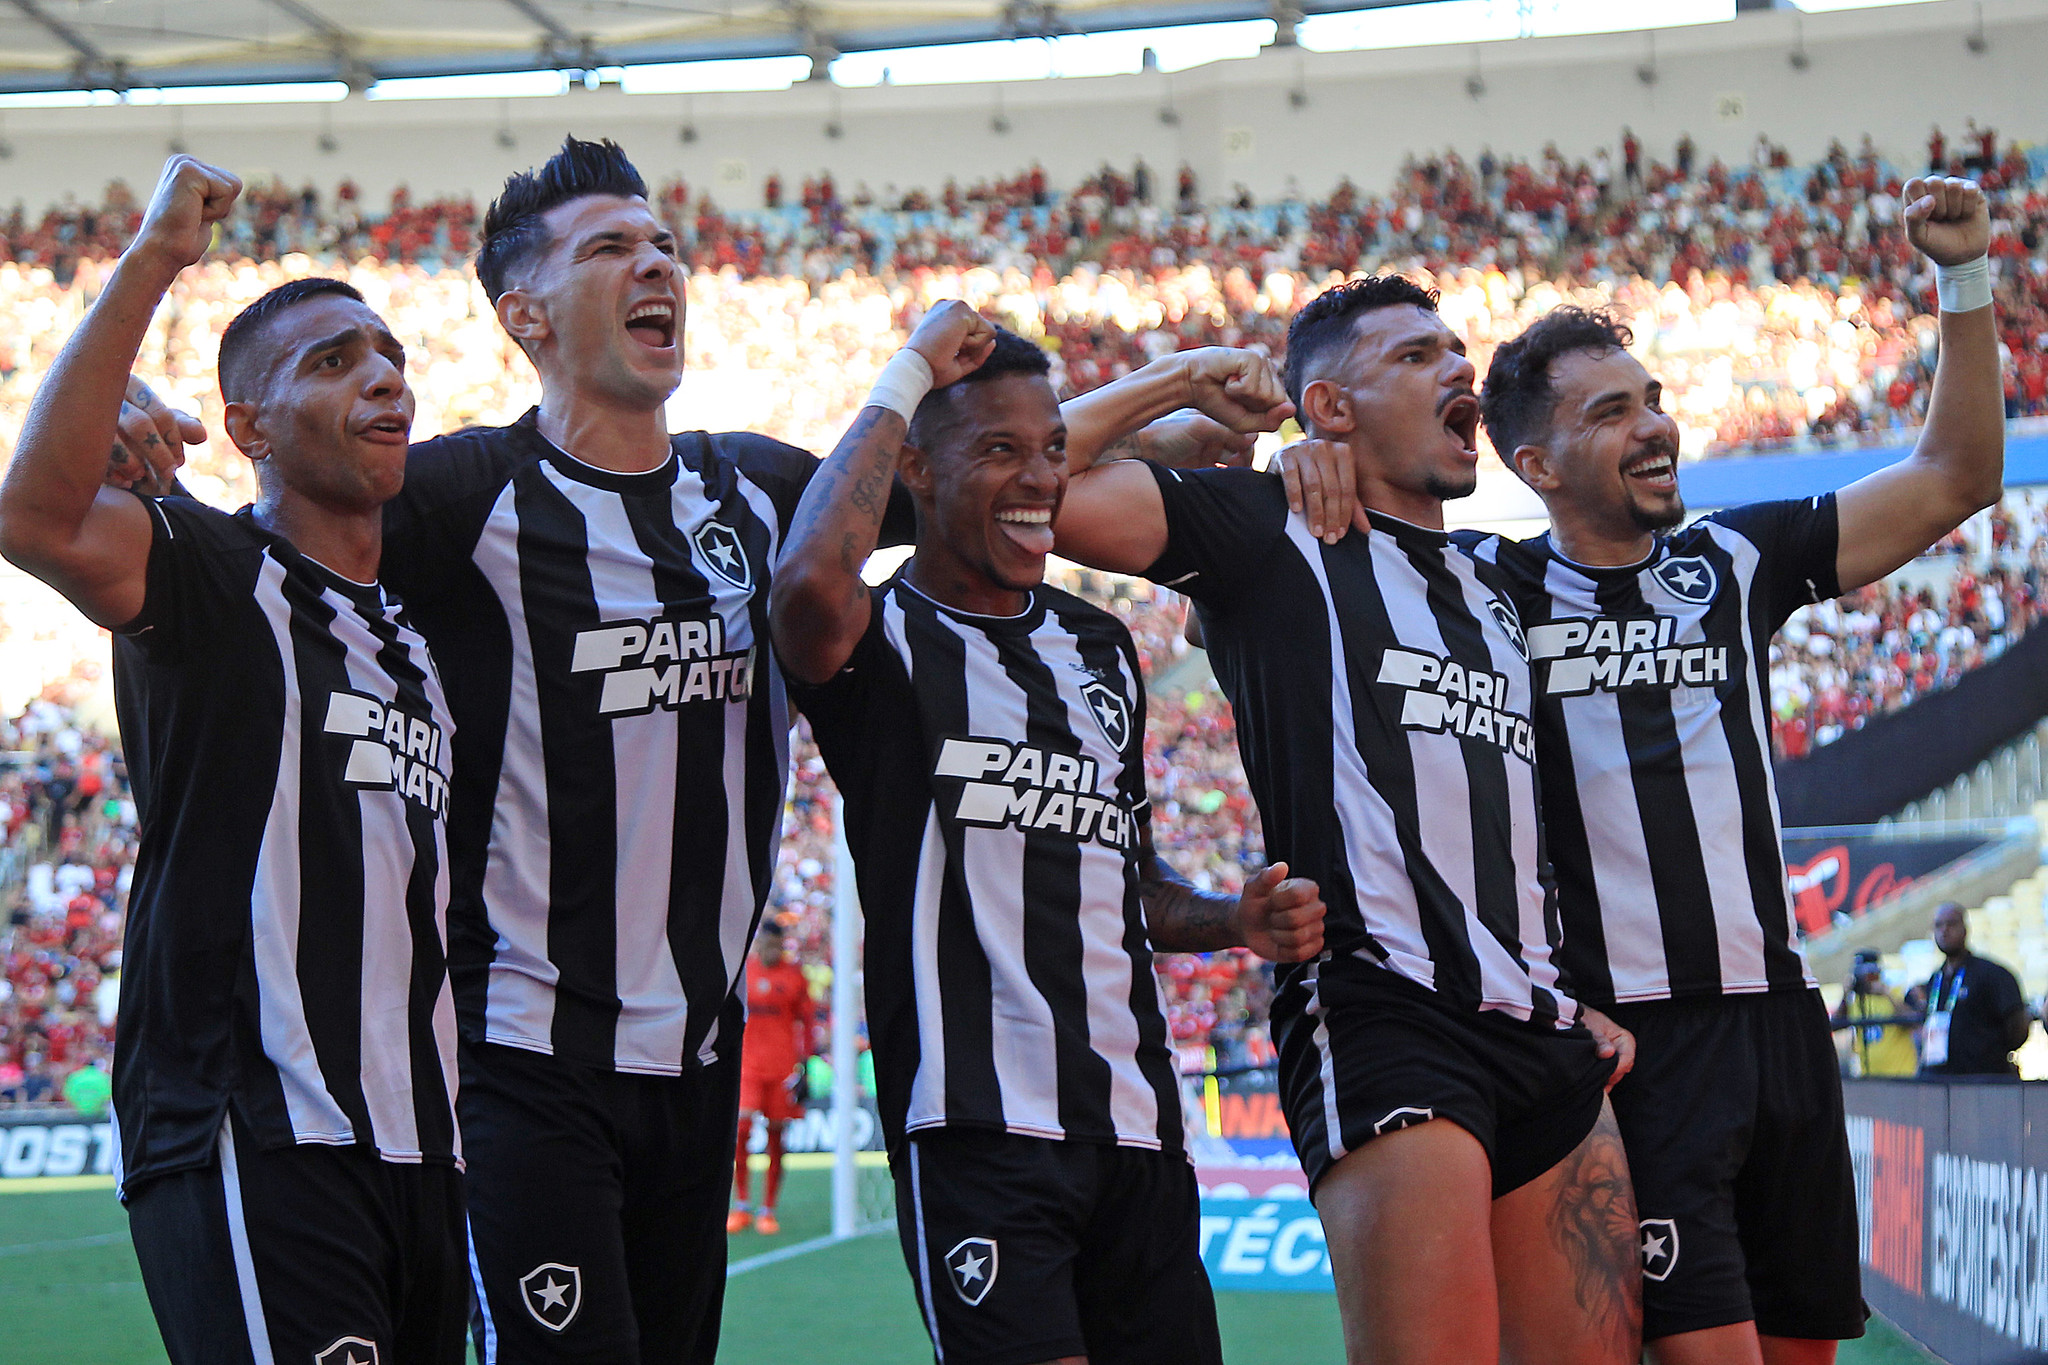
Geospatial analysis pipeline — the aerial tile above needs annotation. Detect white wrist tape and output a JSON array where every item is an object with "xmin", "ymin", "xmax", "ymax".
[
  {"xmin": 1936, "ymin": 255, "xmax": 1993, "ymax": 314},
  {"xmin": 865, "ymin": 348, "xmax": 935, "ymax": 424}
]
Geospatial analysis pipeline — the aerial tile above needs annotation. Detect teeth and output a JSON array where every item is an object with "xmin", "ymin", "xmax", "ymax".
[
  {"xmin": 995, "ymin": 510, "xmax": 1051, "ymax": 524},
  {"xmin": 626, "ymin": 303, "xmax": 673, "ymax": 322}
]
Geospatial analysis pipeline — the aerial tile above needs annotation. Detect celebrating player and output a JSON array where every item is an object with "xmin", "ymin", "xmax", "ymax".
[
  {"xmin": 729, "ymin": 932, "xmax": 818, "ymax": 1235},
  {"xmin": 1455, "ymin": 177, "xmax": 2002, "ymax": 1365},
  {"xmin": 0, "ymin": 156, "xmax": 466, "ymax": 1364},
  {"xmin": 1053, "ymin": 276, "xmax": 1644, "ymax": 1365},
  {"xmin": 771, "ymin": 301, "xmax": 1326, "ymax": 1365}
]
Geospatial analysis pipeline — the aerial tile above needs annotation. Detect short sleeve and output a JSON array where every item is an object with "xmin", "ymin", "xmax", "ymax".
[
  {"xmin": 1139, "ymin": 463, "xmax": 1290, "ymax": 605},
  {"xmin": 1708, "ymin": 493, "xmax": 1841, "ymax": 630},
  {"xmin": 1986, "ymin": 962, "xmax": 2026, "ymax": 1018},
  {"xmin": 781, "ymin": 587, "xmax": 898, "ymax": 750},
  {"xmin": 119, "ymin": 496, "xmax": 247, "ymax": 650}
]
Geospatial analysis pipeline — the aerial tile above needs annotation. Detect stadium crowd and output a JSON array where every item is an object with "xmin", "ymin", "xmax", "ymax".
[
  {"xmin": 0, "ymin": 698, "xmax": 130, "ymax": 1109},
  {"xmin": 4, "ymin": 123, "xmax": 2047, "ymax": 1105},
  {"xmin": 4, "ymin": 124, "xmax": 2048, "ymax": 512}
]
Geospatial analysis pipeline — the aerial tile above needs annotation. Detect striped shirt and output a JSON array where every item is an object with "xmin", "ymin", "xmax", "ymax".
[
  {"xmin": 1144, "ymin": 465, "xmax": 1578, "ymax": 1028},
  {"xmin": 381, "ymin": 411, "xmax": 814, "ymax": 1075},
  {"xmin": 1465, "ymin": 496, "xmax": 1839, "ymax": 1004},
  {"xmin": 111, "ymin": 499, "xmax": 458, "ymax": 1192},
  {"xmin": 794, "ymin": 577, "xmax": 1184, "ymax": 1153}
]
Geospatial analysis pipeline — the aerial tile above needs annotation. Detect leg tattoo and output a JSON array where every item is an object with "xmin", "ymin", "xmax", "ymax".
[{"xmin": 1546, "ymin": 1109, "xmax": 1643, "ymax": 1359}]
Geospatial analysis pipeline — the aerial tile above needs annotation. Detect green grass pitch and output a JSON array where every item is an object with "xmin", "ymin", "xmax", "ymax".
[{"xmin": 0, "ymin": 1168, "xmax": 1936, "ymax": 1363}]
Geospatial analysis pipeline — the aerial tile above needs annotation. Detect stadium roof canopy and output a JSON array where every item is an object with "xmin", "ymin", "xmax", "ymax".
[{"xmin": 0, "ymin": 0, "xmax": 1465, "ymax": 95}]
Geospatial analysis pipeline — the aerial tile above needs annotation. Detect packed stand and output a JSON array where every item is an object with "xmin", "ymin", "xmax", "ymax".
[
  {"xmin": 0, "ymin": 699, "xmax": 133, "ymax": 1109},
  {"xmin": 1772, "ymin": 491, "xmax": 2048, "ymax": 757}
]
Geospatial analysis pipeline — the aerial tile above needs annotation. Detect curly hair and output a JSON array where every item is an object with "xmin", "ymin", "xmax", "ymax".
[
  {"xmin": 1281, "ymin": 274, "xmax": 1440, "ymax": 415},
  {"xmin": 1478, "ymin": 307, "xmax": 1635, "ymax": 462}
]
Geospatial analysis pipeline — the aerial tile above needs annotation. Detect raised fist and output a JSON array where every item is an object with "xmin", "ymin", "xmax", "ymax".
[
  {"xmin": 1172, "ymin": 347, "xmax": 1295, "ymax": 435},
  {"xmin": 1902, "ymin": 175, "xmax": 1990, "ymax": 268},
  {"xmin": 134, "ymin": 155, "xmax": 242, "ymax": 275},
  {"xmin": 905, "ymin": 299, "xmax": 999, "ymax": 389}
]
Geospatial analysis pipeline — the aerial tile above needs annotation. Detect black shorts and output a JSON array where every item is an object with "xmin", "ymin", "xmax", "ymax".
[
  {"xmin": 894, "ymin": 1128, "xmax": 1222, "ymax": 1365},
  {"xmin": 459, "ymin": 1040, "xmax": 740, "ymax": 1364},
  {"xmin": 125, "ymin": 1110, "xmax": 467, "ymax": 1365},
  {"xmin": 1273, "ymin": 959, "xmax": 1613, "ymax": 1198},
  {"xmin": 1605, "ymin": 989, "xmax": 1865, "ymax": 1342}
]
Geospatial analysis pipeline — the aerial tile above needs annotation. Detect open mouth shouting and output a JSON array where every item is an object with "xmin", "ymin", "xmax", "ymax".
[
  {"xmin": 1622, "ymin": 445, "xmax": 1679, "ymax": 492},
  {"xmin": 1438, "ymin": 391, "xmax": 1481, "ymax": 456},
  {"xmin": 993, "ymin": 505, "xmax": 1056, "ymax": 557},
  {"xmin": 356, "ymin": 410, "xmax": 411, "ymax": 446},
  {"xmin": 624, "ymin": 298, "xmax": 678, "ymax": 353}
]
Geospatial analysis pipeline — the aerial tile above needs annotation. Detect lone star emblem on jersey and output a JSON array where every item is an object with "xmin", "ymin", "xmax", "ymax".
[
  {"xmin": 691, "ymin": 519, "xmax": 752, "ymax": 592},
  {"xmin": 313, "ymin": 1336, "xmax": 380, "ymax": 1365},
  {"xmin": 1487, "ymin": 599, "xmax": 1528, "ymax": 659},
  {"xmin": 946, "ymin": 1236, "xmax": 999, "ymax": 1306},
  {"xmin": 1638, "ymin": 1218, "xmax": 1680, "ymax": 1281},
  {"xmin": 519, "ymin": 1262, "xmax": 584, "ymax": 1332},
  {"xmin": 1372, "ymin": 1105, "xmax": 1435, "ymax": 1136},
  {"xmin": 1651, "ymin": 556, "xmax": 1718, "ymax": 605},
  {"xmin": 1080, "ymin": 679, "xmax": 1132, "ymax": 751}
]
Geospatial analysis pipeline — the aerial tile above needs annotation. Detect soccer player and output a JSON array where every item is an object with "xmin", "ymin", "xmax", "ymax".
[
  {"xmin": 729, "ymin": 932, "xmax": 817, "ymax": 1234},
  {"xmin": 771, "ymin": 301, "xmax": 1327, "ymax": 1365},
  {"xmin": 1455, "ymin": 177, "xmax": 2000, "ymax": 1364},
  {"xmin": 0, "ymin": 156, "xmax": 466, "ymax": 1364},
  {"xmin": 1051, "ymin": 276, "xmax": 1645, "ymax": 1365}
]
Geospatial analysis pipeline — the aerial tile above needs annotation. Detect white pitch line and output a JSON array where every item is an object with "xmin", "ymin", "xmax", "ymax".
[{"xmin": 726, "ymin": 1222, "xmax": 890, "ymax": 1278}]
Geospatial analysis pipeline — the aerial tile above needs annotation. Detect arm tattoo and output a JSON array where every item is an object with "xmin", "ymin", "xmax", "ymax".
[
  {"xmin": 1140, "ymin": 857, "xmax": 1241, "ymax": 953},
  {"xmin": 1545, "ymin": 1107, "xmax": 1643, "ymax": 1361}
]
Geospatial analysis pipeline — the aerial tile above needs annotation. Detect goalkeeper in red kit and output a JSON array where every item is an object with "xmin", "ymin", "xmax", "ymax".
[{"xmin": 729, "ymin": 932, "xmax": 819, "ymax": 1234}]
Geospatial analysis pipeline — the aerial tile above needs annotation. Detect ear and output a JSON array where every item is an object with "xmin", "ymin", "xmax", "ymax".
[
  {"xmin": 222, "ymin": 402, "xmax": 270, "ymax": 464},
  {"xmin": 897, "ymin": 441, "xmax": 934, "ymax": 500},
  {"xmin": 496, "ymin": 288, "xmax": 549, "ymax": 350},
  {"xmin": 1510, "ymin": 442, "xmax": 1558, "ymax": 492},
  {"xmin": 1300, "ymin": 378, "xmax": 1354, "ymax": 437}
]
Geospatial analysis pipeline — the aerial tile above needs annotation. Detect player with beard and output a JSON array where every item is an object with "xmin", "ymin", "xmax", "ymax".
[
  {"xmin": 1, "ymin": 156, "xmax": 466, "ymax": 1365},
  {"xmin": 1462, "ymin": 178, "xmax": 2000, "ymax": 1365},
  {"xmin": 772, "ymin": 300, "xmax": 1326, "ymax": 1365},
  {"xmin": 1049, "ymin": 275, "xmax": 1644, "ymax": 1365}
]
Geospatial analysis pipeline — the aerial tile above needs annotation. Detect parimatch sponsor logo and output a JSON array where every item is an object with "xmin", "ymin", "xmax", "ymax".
[
  {"xmin": 1375, "ymin": 649, "xmax": 1534, "ymax": 761},
  {"xmin": 570, "ymin": 614, "xmax": 754, "ymax": 717},
  {"xmin": 1524, "ymin": 616, "xmax": 1730, "ymax": 697},
  {"xmin": 933, "ymin": 736, "xmax": 1138, "ymax": 848},
  {"xmin": 321, "ymin": 692, "xmax": 451, "ymax": 817}
]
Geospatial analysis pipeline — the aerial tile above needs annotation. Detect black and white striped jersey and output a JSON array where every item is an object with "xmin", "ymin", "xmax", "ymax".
[
  {"xmin": 1143, "ymin": 465, "xmax": 1579, "ymax": 1029},
  {"xmin": 110, "ymin": 499, "xmax": 458, "ymax": 1193},
  {"xmin": 379, "ymin": 411, "xmax": 822, "ymax": 1076},
  {"xmin": 1464, "ymin": 495, "xmax": 1839, "ymax": 1005},
  {"xmin": 793, "ymin": 576, "xmax": 1185, "ymax": 1154}
]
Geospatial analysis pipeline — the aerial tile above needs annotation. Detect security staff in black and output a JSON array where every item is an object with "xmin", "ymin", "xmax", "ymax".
[
  {"xmin": 772, "ymin": 306, "xmax": 1324, "ymax": 1365},
  {"xmin": 0, "ymin": 158, "xmax": 466, "ymax": 1365},
  {"xmin": 1913, "ymin": 901, "xmax": 2030, "ymax": 1076}
]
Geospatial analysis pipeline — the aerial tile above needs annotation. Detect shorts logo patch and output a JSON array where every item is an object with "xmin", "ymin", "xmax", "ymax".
[
  {"xmin": 1372, "ymin": 1106, "xmax": 1435, "ymax": 1136},
  {"xmin": 313, "ymin": 1337, "xmax": 379, "ymax": 1365},
  {"xmin": 519, "ymin": 1262, "xmax": 583, "ymax": 1332},
  {"xmin": 945, "ymin": 1236, "xmax": 999, "ymax": 1306},
  {"xmin": 1639, "ymin": 1218, "xmax": 1680, "ymax": 1281}
]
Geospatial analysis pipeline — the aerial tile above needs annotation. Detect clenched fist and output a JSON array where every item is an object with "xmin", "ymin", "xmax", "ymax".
[
  {"xmin": 1902, "ymin": 175, "xmax": 1990, "ymax": 268},
  {"xmin": 132, "ymin": 155, "xmax": 242, "ymax": 277}
]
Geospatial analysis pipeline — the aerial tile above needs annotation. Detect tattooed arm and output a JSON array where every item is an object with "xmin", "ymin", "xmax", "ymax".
[
  {"xmin": 770, "ymin": 301, "xmax": 996, "ymax": 685},
  {"xmin": 1138, "ymin": 819, "xmax": 1325, "ymax": 960}
]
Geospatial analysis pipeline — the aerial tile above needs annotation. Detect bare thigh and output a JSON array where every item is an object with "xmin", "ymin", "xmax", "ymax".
[{"xmin": 1491, "ymin": 1098, "xmax": 1642, "ymax": 1365}]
